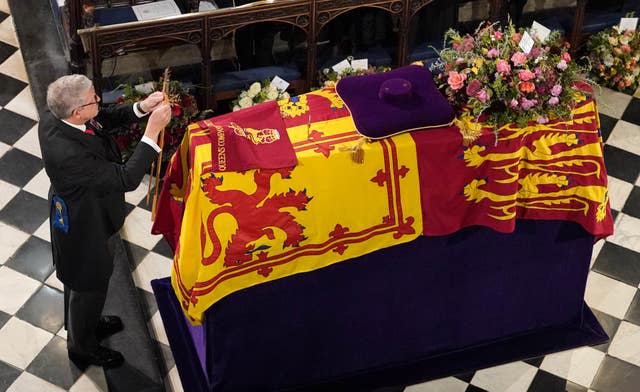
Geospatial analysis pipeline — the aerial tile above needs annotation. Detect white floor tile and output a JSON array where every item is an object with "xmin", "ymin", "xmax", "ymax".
[
  {"xmin": 0, "ymin": 49, "xmax": 27, "ymax": 83},
  {"xmin": 148, "ymin": 311, "xmax": 169, "ymax": 346},
  {"xmin": 0, "ymin": 220, "xmax": 28, "ymax": 264},
  {"xmin": 0, "ymin": 15, "xmax": 18, "ymax": 47},
  {"xmin": 0, "ymin": 178, "xmax": 19, "ymax": 210},
  {"xmin": 120, "ymin": 206, "xmax": 161, "ymax": 250},
  {"xmin": 56, "ymin": 326, "xmax": 67, "ymax": 340},
  {"xmin": 0, "ymin": 0, "xmax": 10, "ymax": 15},
  {"xmin": 539, "ymin": 346, "xmax": 605, "ymax": 387},
  {"xmin": 12, "ymin": 124, "xmax": 40, "ymax": 158},
  {"xmin": 0, "ymin": 317, "xmax": 52, "ymax": 370},
  {"xmin": 4, "ymin": 85, "xmax": 38, "ymax": 121},
  {"xmin": 0, "ymin": 266, "xmax": 40, "ymax": 314},
  {"xmin": 132, "ymin": 251, "xmax": 172, "ymax": 292},
  {"xmin": 595, "ymin": 87, "xmax": 633, "ymax": 119},
  {"xmin": 607, "ymin": 175, "xmax": 634, "ymax": 211},
  {"xmin": 165, "ymin": 366, "xmax": 184, "ymax": 392},
  {"xmin": 608, "ymin": 213, "xmax": 640, "ymax": 254},
  {"xmin": 33, "ymin": 219, "xmax": 51, "ymax": 242},
  {"xmin": 470, "ymin": 361, "xmax": 537, "ymax": 392},
  {"xmin": 23, "ymin": 168, "xmax": 50, "ymax": 200},
  {"xmin": 45, "ymin": 271, "xmax": 63, "ymax": 292},
  {"xmin": 125, "ymin": 174, "xmax": 152, "ymax": 206},
  {"xmin": 6, "ymin": 371, "xmax": 64, "ymax": 392},
  {"xmin": 0, "ymin": 140, "xmax": 10, "ymax": 158},
  {"xmin": 608, "ymin": 321, "xmax": 640, "ymax": 367},
  {"xmin": 590, "ymin": 239, "xmax": 605, "ymax": 269},
  {"xmin": 585, "ymin": 271, "xmax": 637, "ymax": 318},
  {"xmin": 405, "ymin": 376, "xmax": 469, "ymax": 392},
  {"xmin": 69, "ymin": 366, "xmax": 107, "ymax": 392},
  {"xmin": 606, "ymin": 119, "xmax": 640, "ymax": 156}
]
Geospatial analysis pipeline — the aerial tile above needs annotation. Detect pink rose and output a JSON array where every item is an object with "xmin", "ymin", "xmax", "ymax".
[
  {"xmin": 466, "ymin": 79, "xmax": 482, "ymax": 97},
  {"xmin": 476, "ymin": 89, "xmax": 489, "ymax": 103},
  {"xmin": 556, "ymin": 60, "xmax": 567, "ymax": 71},
  {"xmin": 447, "ymin": 71, "xmax": 467, "ymax": 90},
  {"xmin": 537, "ymin": 116, "xmax": 549, "ymax": 124},
  {"xmin": 512, "ymin": 32, "xmax": 522, "ymax": 44},
  {"xmin": 550, "ymin": 84, "xmax": 562, "ymax": 96},
  {"xmin": 548, "ymin": 96, "xmax": 559, "ymax": 106},
  {"xmin": 509, "ymin": 99, "xmax": 519, "ymax": 108},
  {"xmin": 511, "ymin": 52, "xmax": 528, "ymax": 66},
  {"xmin": 496, "ymin": 59, "xmax": 511, "ymax": 74},
  {"xmin": 461, "ymin": 36, "xmax": 475, "ymax": 52},
  {"xmin": 622, "ymin": 44, "xmax": 631, "ymax": 53},
  {"xmin": 486, "ymin": 48, "xmax": 499, "ymax": 58},
  {"xmin": 518, "ymin": 69, "xmax": 535, "ymax": 81},
  {"xmin": 561, "ymin": 52, "xmax": 571, "ymax": 62},
  {"xmin": 493, "ymin": 31, "xmax": 503, "ymax": 40}
]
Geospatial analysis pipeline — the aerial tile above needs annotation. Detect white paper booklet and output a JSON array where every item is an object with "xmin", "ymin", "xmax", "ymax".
[{"xmin": 132, "ymin": 0, "xmax": 182, "ymax": 21}]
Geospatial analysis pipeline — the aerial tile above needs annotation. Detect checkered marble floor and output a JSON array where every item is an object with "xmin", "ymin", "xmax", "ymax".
[{"xmin": 1, "ymin": 2, "xmax": 640, "ymax": 392}]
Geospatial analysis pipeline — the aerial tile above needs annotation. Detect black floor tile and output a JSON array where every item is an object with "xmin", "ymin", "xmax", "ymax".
[
  {"xmin": 598, "ymin": 112, "xmax": 617, "ymax": 143},
  {"xmin": 611, "ymin": 209, "xmax": 619, "ymax": 222},
  {"xmin": 592, "ymin": 242, "xmax": 640, "ymax": 287},
  {"xmin": 0, "ymin": 41, "xmax": 17, "ymax": 69},
  {"xmin": 603, "ymin": 145, "xmax": 640, "ymax": 183},
  {"xmin": 152, "ymin": 238, "xmax": 173, "ymax": 259},
  {"xmin": 16, "ymin": 285, "xmax": 63, "ymax": 334},
  {"xmin": 122, "ymin": 239, "xmax": 150, "ymax": 269},
  {"xmin": 0, "ymin": 11, "xmax": 9, "ymax": 23},
  {"xmin": 0, "ymin": 359, "xmax": 21, "ymax": 392},
  {"xmin": 523, "ymin": 356, "xmax": 544, "ymax": 367},
  {"xmin": 157, "ymin": 341, "xmax": 175, "ymax": 376},
  {"xmin": 124, "ymin": 201, "xmax": 136, "ymax": 216},
  {"xmin": 622, "ymin": 186, "xmax": 640, "ymax": 219},
  {"xmin": 527, "ymin": 369, "xmax": 584, "ymax": 392},
  {"xmin": 0, "ymin": 148, "xmax": 42, "ymax": 187},
  {"xmin": 466, "ymin": 385, "xmax": 488, "ymax": 392},
  {"xmin": 0, "ymin": 190, "xmax": 48, "ymax": 233},
  {"xmin": 137, "ymin": 287, "xmax": 158, "ymax": 322},
  {"xmin": 0, "ymin": 311, "xmax": 8, "ymax": 329},
  {"xmin": 591, "ymin": 355, "xmax": 640, "ymax": 392},
  {"xmin": 454, "ymin": 371, "xmax": 475, "ymax": 383},
  {"xmin": 621, "ymin": 97, "xmax": 640, "ymax": 125},
  {"xmin": 591, "ymin": 308, "xmax": 622, "ymax": 352},
  {"xmin": 626, "ymin": 289, "xmax": 640, "ymax": 326},
  {"xmin": 26, "ymin": 336, "xmax": 83, "ymax": 390},
  {"xmin": 5, "ymin": 236, "xmax": 53, "ymax": 282},
  {"xmin": 0, "ymin": 74, "xmax": 27, "ymax": 107},
  {"xmin": 0, "ymin": 108, "xmax": 37, "ymax": 145}
]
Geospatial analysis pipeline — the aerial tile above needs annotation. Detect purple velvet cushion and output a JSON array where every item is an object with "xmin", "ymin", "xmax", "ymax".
[{"xmin": 336, "ymin": 65, "xmax": 455, "ymax": 139}]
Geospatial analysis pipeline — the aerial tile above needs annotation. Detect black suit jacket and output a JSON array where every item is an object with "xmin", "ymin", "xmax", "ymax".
[{"xmin": 39, "ymin": 104, "xmax": 158, "ymax": 291}]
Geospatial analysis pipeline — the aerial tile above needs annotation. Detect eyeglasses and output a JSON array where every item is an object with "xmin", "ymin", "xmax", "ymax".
[{"xmin": 76, "ymin": 94, "xmax": 100, "ymax": 110}]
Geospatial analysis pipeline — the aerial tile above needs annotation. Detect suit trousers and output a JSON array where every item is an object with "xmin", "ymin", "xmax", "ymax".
[{"xmin": 63, "ymin": 233, "xmax": 117, "ymax": 354}]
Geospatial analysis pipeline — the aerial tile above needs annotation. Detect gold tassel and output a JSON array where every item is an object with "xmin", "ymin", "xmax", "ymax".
[{"xmin": 339, "ymin": 137, "xmax": 367, "ymax": 164}]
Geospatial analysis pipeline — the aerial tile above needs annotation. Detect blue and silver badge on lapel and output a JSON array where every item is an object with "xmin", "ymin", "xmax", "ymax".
[{"xmin": 52, "ymin": 195, "xmax": 69, "ymax": 233}]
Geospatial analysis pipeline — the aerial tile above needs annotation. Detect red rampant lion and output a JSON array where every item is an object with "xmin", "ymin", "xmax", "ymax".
[{"xmin": 199, "ymin": 167, "xmax": 312, "ymax": 267}]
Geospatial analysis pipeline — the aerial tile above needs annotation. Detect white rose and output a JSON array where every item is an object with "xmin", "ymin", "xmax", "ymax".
[
  {"xmin": 239, "ymin": 96, "xmax": 253, "ymax": 108},
  {"xmin": 267, "ymin": 85, "xmax": 278, "ymax": 94},
  {"xmin": 247, "ymin": 82, "xmax": 261, "ymax": 97},
  {"xmin": 280, "ymin": 92, "xmax": 290, "ymax": 99},
  {"xmin": 233, "ymin": 105, "xmax": 241, "ymax": 111},
  {"xmin": 267, "ymin": 89, "xmax": 278, "ymax": 100},
  {"xmin": 239, "ymin": 91, "xmax": 248, "ymax": 99}
]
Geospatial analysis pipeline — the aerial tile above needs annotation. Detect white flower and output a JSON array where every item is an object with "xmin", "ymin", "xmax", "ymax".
[
  {"xmin": 280, "ymin": 91, "xmax": 290, "ymax": 99},
  {"xmin": 233, "ymin": 105, "xmax": 241, "ymax": 111},
  {"xmin": 247, "ymin": 82, "xmax": 261, "ymax": 97},
  {"xmin": 239, "ymin": 91, "xmax": 248, "ymax": 99},
  {"xmin": 267, "ymin": 89, "xmax": 278, "ymax": 100},
  {"xmin": 239, "ymin": 96, "xmax": 253, "ymax": 108}
]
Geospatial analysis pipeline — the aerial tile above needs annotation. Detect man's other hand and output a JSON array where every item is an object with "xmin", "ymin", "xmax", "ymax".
[
  {"xmin": 143, "ymin": 103, "xmax": 172, "ymax": 142},
  {"xmin": 139, "ymin": 91, "xmax": 166, "ymax": 113}
]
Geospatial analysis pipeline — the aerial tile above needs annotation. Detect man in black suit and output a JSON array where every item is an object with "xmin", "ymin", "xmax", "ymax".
[{"xmin": 39, "ymin": 74, "xmax": 171, "ymax": 368}]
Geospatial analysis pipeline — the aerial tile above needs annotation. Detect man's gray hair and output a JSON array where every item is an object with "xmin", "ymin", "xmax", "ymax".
[{"xmin": 46, "ymin": 74, "xmax": 93, "ymax": 119}]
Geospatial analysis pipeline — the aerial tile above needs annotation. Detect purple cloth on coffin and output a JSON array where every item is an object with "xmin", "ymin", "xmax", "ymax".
[
  {"xmin": 152, "ymin": 219, "xmax": 607, "ymax": 392},
  {"xmin": 335, "ymin": 65, "xmax": 455, "ymax": 139}
]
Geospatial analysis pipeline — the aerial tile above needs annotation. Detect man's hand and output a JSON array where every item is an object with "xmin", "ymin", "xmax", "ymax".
[
  {"xmin": 139, "ymin": 91, "xmax": 166, "ymax": 113},
  {"xmin": 143, "ymin": 103, "xmax": 172, "ymax": 142}
]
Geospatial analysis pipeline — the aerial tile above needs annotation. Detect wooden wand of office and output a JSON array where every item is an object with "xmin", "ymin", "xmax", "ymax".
[{"xmin": 147, "ymin": 68, "xmax": 171, "ymax": 221}]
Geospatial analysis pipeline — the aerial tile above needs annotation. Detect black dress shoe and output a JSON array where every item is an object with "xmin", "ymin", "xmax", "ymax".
[
  {"xmin": 95, "ymin": 315, "xmax": 124, "ymax": 340},
  {"xmin": 68, "ymin": 346, "xmax": 124, "ymax": 368}
]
